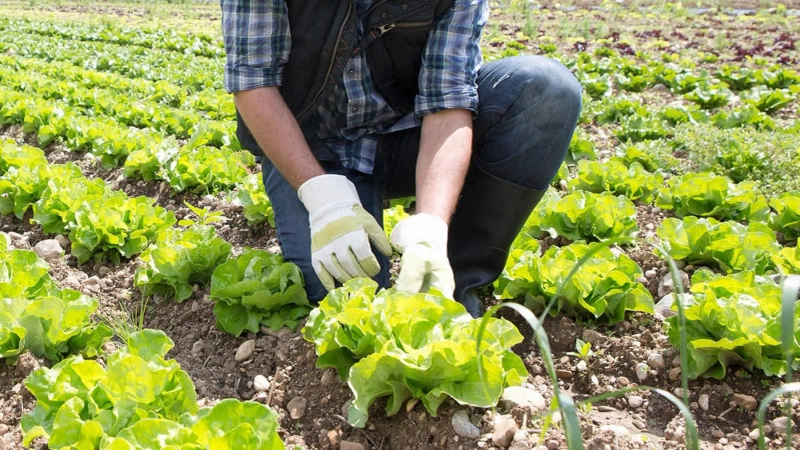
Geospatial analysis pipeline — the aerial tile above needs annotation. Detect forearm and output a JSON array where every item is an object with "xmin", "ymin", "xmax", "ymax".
[
  {"xmin": 234, "ymin": 86, "xmax": 324, "ymax": 189},
  {"xmin": 415, "ymin": 109, "xmax": 473, "ymax": 224}
]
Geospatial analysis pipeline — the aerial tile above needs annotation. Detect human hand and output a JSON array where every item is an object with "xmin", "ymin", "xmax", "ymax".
[
  {"xmin": 389, "ymin": 213, "xmax": 455, "ymax": 298},
  {"xmin": 298, "ymin": 174, "xmax": 392, "ymax": 291}
]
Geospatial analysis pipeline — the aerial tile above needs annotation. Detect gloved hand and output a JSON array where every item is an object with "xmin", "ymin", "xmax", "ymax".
[
  {"xmin": 298, "ymin": 174, "xmax": 392, "ymax": 291},
  {"xmin": 390, "ymin": 213, "xmax": 455, "ymax": 298}
]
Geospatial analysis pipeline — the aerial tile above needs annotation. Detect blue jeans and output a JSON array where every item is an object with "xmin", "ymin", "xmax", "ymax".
[{"xmin": 261, "ymin": 56, "xmax": 582, "ymax": 302}]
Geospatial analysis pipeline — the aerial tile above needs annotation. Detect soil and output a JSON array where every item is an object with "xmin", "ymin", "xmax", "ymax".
[{"xmin": 1, "ymin": 2, "xmax": 800, "ymax": 450}]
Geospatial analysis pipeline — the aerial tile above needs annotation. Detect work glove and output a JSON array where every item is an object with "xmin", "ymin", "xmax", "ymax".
[
  {"xmin": 298, "ymin": 174, "xmax": 392, "ymax": 291},
  {"xmin": 390, "ymin": 213, "xmax": 455, "ymax": 298}
]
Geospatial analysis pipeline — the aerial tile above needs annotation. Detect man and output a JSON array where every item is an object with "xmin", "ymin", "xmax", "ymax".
[{"xmin": 222, "ymin": 0, "xmax": 581, "ymax": 317}]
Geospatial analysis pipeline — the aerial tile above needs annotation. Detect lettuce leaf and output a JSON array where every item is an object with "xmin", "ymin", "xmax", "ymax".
[
  {"xmin": 769, "ymin": 191, "xmax": 800, "ymax": 240},
  {"xmin": 656, "ymin": 172, "xmax": 770, "ymax": 221}
]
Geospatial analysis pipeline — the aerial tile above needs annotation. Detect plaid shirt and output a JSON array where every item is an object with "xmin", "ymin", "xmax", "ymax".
[{"xmin": 222, "ymin": 0, "xmax": 488, "ymax": 174}]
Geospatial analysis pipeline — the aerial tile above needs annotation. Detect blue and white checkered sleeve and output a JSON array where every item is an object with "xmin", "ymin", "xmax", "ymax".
[
  {"xmin": 414, "ymin": 0, "xmax": 488, "ymax": 117},
  {"xmin": 221, "ymin": 0, "xmax": 291, "ymax": 93}
]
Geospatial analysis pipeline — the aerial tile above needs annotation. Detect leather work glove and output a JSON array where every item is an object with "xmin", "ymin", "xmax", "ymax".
[
  {"xmin": 390, "ymin": 213, "xmax": 455, "ymax": 298},
  {"xmin": 298, "ymin": 174, "xmax": 392, "ymax": 291}
]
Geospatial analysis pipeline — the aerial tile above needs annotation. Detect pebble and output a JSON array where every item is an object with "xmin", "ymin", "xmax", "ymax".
[
  {"xmin": 235, "ymin": 340, "xmax": 256, "ymax": 362},
  {"xmin": 84, "ymin": 276, "xmax": 101, "ymax": 286},
  {"xmin": 644, "ymin": 269, "xmax": 658, "ymax": 279},
  {"xmin": 191, "ymin": 341, "xmax": 204, "ymax": 355},
  {"xmin": 668, "ymin": 367, "xmax": 682, "ymax": 381},
  {"xmin": 200, "ymin": 194, "xmax": 215, "ymax": 206},
  {"xmin": 509, "ymin": 442, "xmax": 530, "ymax": 450},
  {"xmin": 733, "ymin": 393, "xmax": 758, "ymax": 410},
  {"xmin": 556, "ymin": 369, "xmax": 573, "ymax": 379},
  {"xmin": 673, "ymin": 388, "xmax": 687, "ymax": 398},
  {"xmin": 698, "ymin": 394, "xmax": 710, "ymax": 411},
  {"xmin": 658, "ymin": 271, "xmax": 689, "ymax": 298},
  {"xmin": 635, "ymin": 362, "xmax": 649, "ymax": 381},
  {"xmin": 635, "ymin": 276, "xmax": 648, "ymax": 285},
  {"xmin": 654, "ymin": 294, "xmax": 677, "ymax": 318},
  {"xmin": 340, "ymin": 441, "xmax": 365, "ymax": 450},
  {"xmin": 500, "ymin": 386, "xmax": 546, "ymax": 412},
  {"xmin": 7, "ymin": 231, "xmax": 23, "ymax": 240},
  {"xmin": 599, "ymin": 425, "xmax": 630, "ymax": 437},
  {"xmin": 254, "ymin": 375, "xmax": 270, "ymax": 392},
  {"xmin": 321, "ymin": 370, "xmax": 336, "ymax": 386},
  {"xmin": 287, "ymin": 396, "xmax": 307, "ymax": 419},
  {"xmin": 451, "ymin": 410, "xmax": 480, "ymax": 439},
  {"xmin": 34, "ymin": 239, "xmax": 63, "ymax": 261},
  {"xmin": 547, "ymin": 439, "xmax": 560, "ymax": 449},
  {"xmin": 0, "ymin": 424, "xmax": 8, "ymax": 436},
  {"xmin": 492, "ymin": 416, "xmax": 518, "ymax": 447},
  {"xmin": 54, "ymin": 234, "xmax": 70, "ymax": 248},
  {"xmin": 617, "ymin": 376, "xmax": 630, "ymax": 387},
  {"xmin": 771, "ymin": 417, "xmax": 791, "ymax": 434},
  {"xmin": 748, "ymin": 429, "xmax": 760, "ymax": 440},
  {"xmin": 711, "ymin": 429, "xmax": 725, "ymax": 439},
  {"xmin": 647, "ymin": 353, "xmax": 665, "ymax": 369},
  {"xmin": 627, "ymin": 395, "xmax": 644, "ymax": 408},
  {"xmin": 632, "ymin": 420, "xmax": 646, "ymax": 429},
  {"xmin": 327, "ymin": 429, "xmax": 342, "ymax": 447},
  {"xmin": 582, "ymin": 329, "xmax": 606, "ymax": 345}
]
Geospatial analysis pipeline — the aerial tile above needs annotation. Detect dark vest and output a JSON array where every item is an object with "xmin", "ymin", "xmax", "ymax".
[{"xmin": 236, "ymin": 0, "xmax": 455, "ymax": 155}]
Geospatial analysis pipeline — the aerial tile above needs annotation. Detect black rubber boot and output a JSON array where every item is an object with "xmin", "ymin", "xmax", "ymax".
[{"xmin": 448, "ymin": 165, "xmax": 547, "ymax": 318}]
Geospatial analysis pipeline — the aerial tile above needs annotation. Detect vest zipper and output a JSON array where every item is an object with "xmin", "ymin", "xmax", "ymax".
[
  {"xmin": 374, "ymin": 21, "xmax": 433, "ymax": 36},
  {"xmin": 297, "ymin": 0, "xmax": 354, "ymax": 120}
]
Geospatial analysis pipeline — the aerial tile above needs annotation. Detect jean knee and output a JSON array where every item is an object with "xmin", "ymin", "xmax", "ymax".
[{"xmin": 515, "ymin": 56, "xmax": 582, "ymax": 123}]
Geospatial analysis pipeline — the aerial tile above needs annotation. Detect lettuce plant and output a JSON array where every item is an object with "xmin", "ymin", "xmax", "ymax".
[
  {"xmin": 525, "ymin": 190, "xmax": 639, "ymax": 243},
  {"xmin": 665, "ymin": 270, "xmax": 798, "ymax": 379},
  {"xmin": 655, "ymin": 172, "xmax": 770, "ymax": 222},
  {"xmin": 210, "ymin": 249, "xmax": 310, "ymax": 335},
  {"xmin": 496, "ymin": 240, "xmax": 654, "ymax": 324},
  {"xmin": 21, "ymin": 330, "xmax": 285, "ymax": 450},
  {"xmin": 236, "ymin": 173, "xmax": 274, "ymax": 227},
  {"xmin": 656, "ymin": 217, "xmax": 781, "ymax": 274},
  {"xmin": 382, "ymin": 204, "xmax": 409, "ymax": 240},
  {"xmin": 134, "ymin": 224, "xmax": 232, "ymax": 303},
  {"xmin": 568, "ymin": 159, "xmax": 663, "ymax": 202},
  {"xmin": 769, "ymin": 191, "xmax": 800, "ymax": 240},
  {"xmin": 0, "ymin": 162, "xmax": 82, "ymax": 219},
  {"xmin": 165, "ymin": 146, "xmax": 253, "ymax": 194},
  {"xmin": 0, "ymin": 236, "xmax": 111, "ymax": 363},
  {"xmin": 303, "ymin": 279, "xmax": 527, "ymax": 427},
  {"xmin": 0, "ymin": 139, "xmax": 47, "ymax": 174}
]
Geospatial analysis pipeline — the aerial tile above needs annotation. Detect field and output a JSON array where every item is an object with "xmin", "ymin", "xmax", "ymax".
[{"xmin": 1, "ymin": 0, "xmax": 799, "ymax": 449}]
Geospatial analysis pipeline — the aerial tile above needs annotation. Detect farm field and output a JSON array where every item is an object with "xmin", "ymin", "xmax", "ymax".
[{"xmin": 1, "ymin": 0, "xmax": 799, "ymax": 449}]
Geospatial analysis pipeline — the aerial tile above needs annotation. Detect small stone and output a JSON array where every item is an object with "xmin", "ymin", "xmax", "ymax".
[
  {"xmin": 644, "ymin": 269, "xmax": 658, "ymax": 279},
  {"xmin": 599, "ymin": 425, "xmax": 630, "ymax": 437},
  {"xmin": 452, "ymin": 410, "xmax": 480, "ymax": 439},
  {"xmin": 576, "ymin": 360, "xmax": 588, "ymax": 372},
  {"xmin": 617, "ymin": 376, "xmax": 630, "ymax": 387},
  {"xmin": 509, "ymin": 442, "xmax": 530, "ymax": 450},
  {"xmin": 711, "ymin": 429, "xmax": 725, "ymax": 439},
  {"xmin": 235, "ymin": 340, "xmax": 256, "ymax": 362},
  {"xmin": 7, "ymin": 232, "xmax": 23, "ymax": 240},
  {"xmin": 321, "ymin": 370, "xmax": 336, "ymax": 386},
  {"xmin": 647, "ymin": 353, "xmax": 665, "ymax": 369},
  {"xmin": 748, "ymin": 429, "xmax": 760, "ymax": 440},
  {"xmin": 327, "ymin": 429, "xmax": 342, "ymax": 447},
  {"xmin": 492, "ymin": 416, "xmax": 518, "ymax": 447},
  {"xmin": 698, "ymin": 394, "xmax": 710, "ymax": 411},
  {"xmin": 635, "ymin": 362, "xmax": 649, "ymax": 381},
  {"xmin": 54, "ymin": 234, "xmax": 70, "ymax": 248},
  {"xmin": 632, "ymin": 420, "xmax": 646, "ymax": 429},
  {"xmin": 547, "ymin": 439, "xmax": 560, "ymax": 450},
  {"xmin": 636, "ymin": 276, "xmax": 648, "ymax": 284},
  {"xmin": 84, "ymin": 276, "xmax": 101, "ymax": 286},
  {"xmin": 513, "ymin": 430, "xmax": 527, "ymax": 443},
  {"xmin": 654, "ymin": 294, "xmax": 677, "ymax": 319},
  {"xmin": 673, "ymin": 388, "xmax": 687, "ymax": 398},
  {"xmin": 733, "ymin": 393, "xmax": 758, "ymax": 410},
  {"xmin": 254, "ymin": 375, "xmax": 270, "ymax": 392},
  {"xmin": 287, "ymin": 396, "xmax": 307, "ymax": 419},
  {"xmin": 34, "ymin": 239, "xmax": 63, "ymax": 261},
  {"xmin": 658, "ymin": 271, "xmax": 689, "ymax": 298},
  {"xmin": 556, "ymin": 369, "xmax": 573, "ymax": 379},
  {"xmin": 500, "ymin": 386, "xmax": 546, "ymax": 412},
  {"xmin": 582, "ymin": 329, "xmax": 606, "ymax": 345},
  {"xmin": 200, "ymin": 195, "xmax": 215, "ymax": 206},
  {"xmin": 0, "ymin": 424, "xmax": 9, "ymax": 436},
  {"xmin": 627, "ymin": 395, "xmax": 644, "ymax": 408},
  {"xmin": 340, "ymin": 441, "xmax": 365, "ymax": 450},
  {"xmin": 191, "ymin": 341, "xmax": 204, "ymax": 355},
  {"xmin": 669, "ymin": 367, "xmax": 681, "ymax": 381},
  {"xmin": 406, "ymin": 397, "xmax": 419, "ymax": 413},
  {"xmin": 771, "ymin": 417, "xmax": 792, "ymax": 434}
]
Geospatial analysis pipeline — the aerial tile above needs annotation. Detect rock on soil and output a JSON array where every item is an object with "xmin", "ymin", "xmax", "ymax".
[
  {"xmin": 451, "ymin": 409, "xmax": 480, "ymax": 439},
  {"xmin": 33, "ymin": 239, "xmax": 63, "ymax": 261},
  {"xmin": 733, "ymin": 393, "xmax": 758, "ymax": 410},
  {"xmin": 253, "ymin": 374, "xmax": 270, "ymax": 392},
  {"xmin": 340, "ymin": 441, "xmax": 365, "ymax": 450},
  {"xmin": 234, "ymin": 339, "xmax": 255, "ymax": 362},
  {"xmin": 492, "ymin": 416, "xmax": 518, "ymax": 447},
  {"xmin": 287, "ymin": 396, "xmax": 307, "ymax": 420},
  {"xmin": 500, "ymin": 386, "xmax": 546, "ymax": 411}
]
